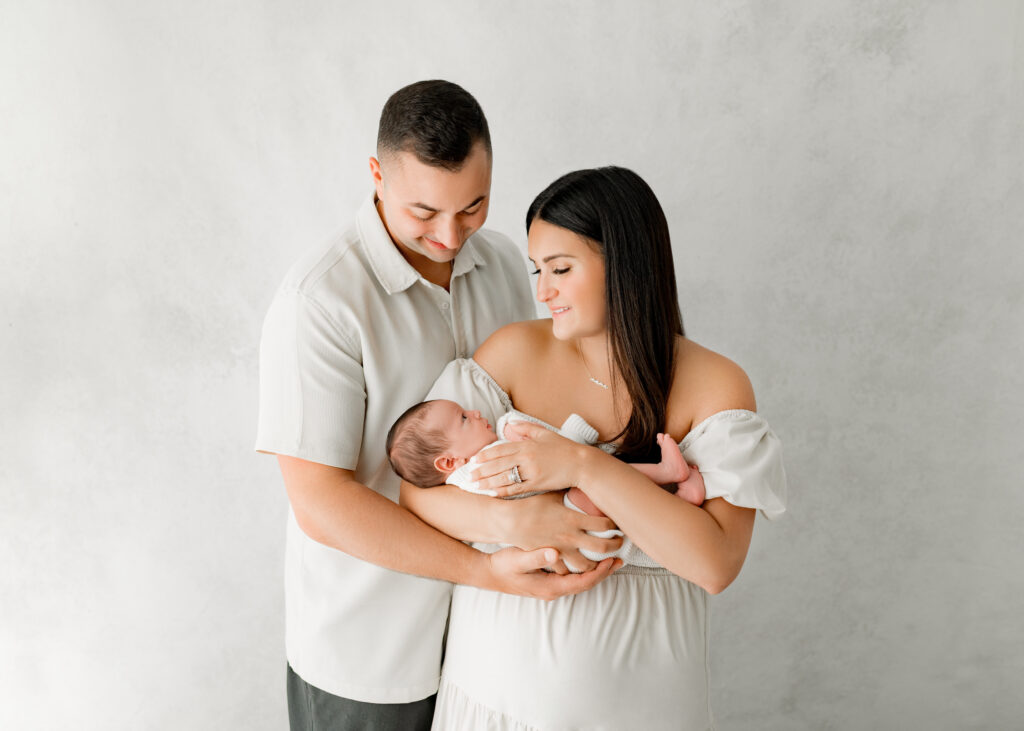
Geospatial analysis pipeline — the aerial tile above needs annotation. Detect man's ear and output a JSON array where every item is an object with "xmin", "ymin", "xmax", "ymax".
[{"xmin": 369, "ymin": 156, "xmax": 384, "ymax": 197}]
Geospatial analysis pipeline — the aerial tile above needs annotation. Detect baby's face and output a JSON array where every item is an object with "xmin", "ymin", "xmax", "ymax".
[{"xmin": 425, "ymin": 400, "xmax": 497, "ymax": 462}]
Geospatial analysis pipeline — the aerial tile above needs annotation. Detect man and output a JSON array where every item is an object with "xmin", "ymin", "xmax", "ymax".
[{"xmin": 256, "ymin": 80, "xmax": 617, "ymax": 730}]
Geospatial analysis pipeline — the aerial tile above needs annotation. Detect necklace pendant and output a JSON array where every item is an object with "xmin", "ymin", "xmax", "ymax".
[{"xmin": 589, "ymin": 376, "xmax": 610, "ymax": 390}]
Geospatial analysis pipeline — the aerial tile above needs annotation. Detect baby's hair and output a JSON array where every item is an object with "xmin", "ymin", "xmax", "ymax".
[{"xmin": 386, "ymin": 400, "xmax": 450, "ymax": 487}]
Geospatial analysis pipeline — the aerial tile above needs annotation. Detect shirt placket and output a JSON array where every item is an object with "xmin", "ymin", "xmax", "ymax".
[
  {"xmin": 448, "ymin": 278, "xmax": 468, "ymax": 360},
  {"xmin": 424, "ymin": 284, "xmax": 461, "ymax": 359}
]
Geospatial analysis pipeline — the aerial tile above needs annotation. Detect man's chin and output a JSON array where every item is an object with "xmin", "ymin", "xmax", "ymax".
[{"xmin": 421, "ymin": 246, "xmax": 460, "ymax": 263}]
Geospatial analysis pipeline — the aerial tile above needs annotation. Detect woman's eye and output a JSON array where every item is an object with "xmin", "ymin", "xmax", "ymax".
[
  {"xmin": 553, "ymin": 267, "xmax": 570, "ymax": 275},
  {"xmin": 412, "ymin": 211, "xmax": 434, "ymax": 221},
  {"xmin": 530, "ymin": 269, "xmax": 540, "ymax": 276}
]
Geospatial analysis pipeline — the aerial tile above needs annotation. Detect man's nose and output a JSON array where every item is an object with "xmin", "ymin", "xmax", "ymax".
[{"xmin": 434, "ymin": 219, "xmax": 461, "ymax": 249}]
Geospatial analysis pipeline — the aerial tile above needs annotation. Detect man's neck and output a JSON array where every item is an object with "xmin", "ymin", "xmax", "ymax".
[{"xmin": 414, "ymin": 259, "xmax": 454, "ymax": 291}]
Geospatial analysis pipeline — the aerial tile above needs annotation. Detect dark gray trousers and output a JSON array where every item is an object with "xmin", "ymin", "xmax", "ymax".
[{"xmin": 287, "ymin": 664, "xmax": 436, "ymax": 731}]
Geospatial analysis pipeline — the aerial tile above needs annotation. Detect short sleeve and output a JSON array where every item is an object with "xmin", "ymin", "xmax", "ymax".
[
  {"xmin": 255, "ymin": 290, "xmax": 366, "ymax": 469},
  {"xmin": 680, "ymin": 410, "xmax": 788, "ymax": 520},
  {"xmin": 426, "ymin": 358, "xmax": 512, "ymax": 430}
]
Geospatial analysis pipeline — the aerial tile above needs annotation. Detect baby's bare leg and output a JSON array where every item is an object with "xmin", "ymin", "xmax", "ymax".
[
  {"xmin": 566, "ymin": 486, "xmax": 605, "ymax": 517},
  {"xmin": 674, "ymin": 466, "xmax": 706, "ymax": 506},
  {"xmin": 632, "ymin": 434, "xmax": 705, "ymax": 506},
  {"xmin": 632, "ymin": 433, "xmax": 691, "ymax": 484}
]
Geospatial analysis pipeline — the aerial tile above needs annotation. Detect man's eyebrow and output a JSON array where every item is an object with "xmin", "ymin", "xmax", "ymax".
[{"xmin": 409, "ymin": 196, "xmax": 486, "ymax": 213}]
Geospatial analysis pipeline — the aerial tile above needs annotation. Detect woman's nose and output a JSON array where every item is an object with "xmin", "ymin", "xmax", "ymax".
[{"xmin": 536, "ymin": 277, "xmax": 555, "ymax": 302}]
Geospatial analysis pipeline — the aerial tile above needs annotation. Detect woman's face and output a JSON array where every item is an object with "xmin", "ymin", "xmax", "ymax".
[{"xmin": 527, "ymin": 219, "xmax": 607, "ymax": 341}]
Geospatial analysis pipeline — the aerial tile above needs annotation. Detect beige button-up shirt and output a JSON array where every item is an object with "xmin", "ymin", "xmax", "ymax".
[{"xmin": 256, "ymin": 195, "xmax": 536, "ymax": 703}]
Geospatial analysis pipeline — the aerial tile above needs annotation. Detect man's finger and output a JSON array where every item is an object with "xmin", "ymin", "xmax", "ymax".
[
  {"xmin": 546, "ymin": 558, "xmax": 620, "ymax": 597},
  {"xmin": 515, "ymin": 547, "xmax": 559, "ymax": 573}
]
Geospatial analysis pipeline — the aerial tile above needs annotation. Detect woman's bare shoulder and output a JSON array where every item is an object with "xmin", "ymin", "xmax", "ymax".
[
  {"xmin": 473, "ymin": 319, "xmax": 553, "ymax": 392},
  {"xmin": 673, "ymin": 337, "xmax": 756, "ymax": 425}
]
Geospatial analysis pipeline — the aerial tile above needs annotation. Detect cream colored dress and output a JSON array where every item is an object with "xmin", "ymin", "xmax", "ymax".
[{"xmin": 426, "ymin": 359, "xmax": 787, "ymax": 731}]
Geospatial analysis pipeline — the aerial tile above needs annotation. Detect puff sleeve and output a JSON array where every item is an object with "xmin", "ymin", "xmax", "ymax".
[{"xmin": 680, "ymin": 410, "xmax": 788, "ymax": 520}]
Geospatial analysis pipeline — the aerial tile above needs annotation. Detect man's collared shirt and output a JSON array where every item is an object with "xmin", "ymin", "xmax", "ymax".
[{"xmin": 256, "ymin": 195, "xmax": 535, "ymax": 703}]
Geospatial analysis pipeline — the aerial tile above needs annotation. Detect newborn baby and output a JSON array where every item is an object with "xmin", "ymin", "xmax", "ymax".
[{"xmin": 386, "ymin": 399, "xmax": 705, "ymax": 569}]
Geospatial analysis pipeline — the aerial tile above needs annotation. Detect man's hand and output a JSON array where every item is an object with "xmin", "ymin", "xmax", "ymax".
[{"xmin": 487, "ymin": 547, "xmax": 621, "ymax": 601}]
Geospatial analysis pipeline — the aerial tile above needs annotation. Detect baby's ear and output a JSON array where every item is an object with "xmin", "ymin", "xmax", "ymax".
[
  {"xmin": 434, "ymin": 455, "xmax": 470, "ymax": 473},
  {"xmin": 433, "ymin": 455, "xmax": 461, "ymax": 473}
]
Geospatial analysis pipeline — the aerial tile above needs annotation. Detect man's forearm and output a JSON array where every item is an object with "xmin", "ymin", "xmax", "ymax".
[
  {"xmin": 279, "ymin": 455, "xmax": 620, "ymax": 600},
  {"xmin": 399, "ymin": 481, "xmax": 513, "ymax": 544},
  {"xmin": 280, "ymin": 456, "xmax": 496, "ymax": 588}
]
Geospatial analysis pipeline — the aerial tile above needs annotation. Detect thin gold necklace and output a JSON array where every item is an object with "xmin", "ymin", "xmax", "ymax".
[{"xmin": 576, "ymin": 341, "xmax": 610, "ymax": 390}]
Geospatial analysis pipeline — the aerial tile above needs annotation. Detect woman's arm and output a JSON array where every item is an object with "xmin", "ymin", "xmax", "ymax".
[
  {"xmin": 474, "ymin": 350, "xmax": 760, "ymax": 593},
  {"xmin": 577, "ymin": 453, "xmax": 755, "ymax": 593}
]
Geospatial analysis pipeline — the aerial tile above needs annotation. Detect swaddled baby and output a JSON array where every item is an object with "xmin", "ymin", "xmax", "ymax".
[{"xmin": 386, "ymin": 399, "xmax": 705, "ymax": 570}]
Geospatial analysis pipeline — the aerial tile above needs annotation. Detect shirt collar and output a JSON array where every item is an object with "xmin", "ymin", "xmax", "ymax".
[{"xmin": 357, "ymin": 194, "xmax": 486, "ymax": 295}]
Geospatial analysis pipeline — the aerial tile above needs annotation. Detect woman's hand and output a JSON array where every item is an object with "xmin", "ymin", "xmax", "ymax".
[
  {"xmin": 468, "ymin": 420, "xmax": 600, "ymax": 497},
  {"xmin": 498, "ymin": 491, "xmax": 623, "ymax": 571}
]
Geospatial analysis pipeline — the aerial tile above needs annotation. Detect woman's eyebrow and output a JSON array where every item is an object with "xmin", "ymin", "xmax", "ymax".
[{"xmin": 529, "ymin": 253, "xmax": 576, "ymax": 264}]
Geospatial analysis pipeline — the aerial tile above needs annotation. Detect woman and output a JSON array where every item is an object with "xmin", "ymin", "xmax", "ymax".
[{"xmin": 402, "ymin": 167, "xmax": 786, "ymax": 729}]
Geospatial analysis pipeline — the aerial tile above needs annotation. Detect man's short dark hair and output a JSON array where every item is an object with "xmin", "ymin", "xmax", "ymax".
[
  {"xmin": 377, "ymin": 80, "xmax": 491, "ymax": 171},
  {"xmin": 386, "ymin": 401, "xmax": 449, "ymax": 487}
]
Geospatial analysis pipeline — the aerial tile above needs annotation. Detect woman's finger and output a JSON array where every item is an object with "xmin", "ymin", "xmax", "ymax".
[
  {"xmin": 470, "ymin": 441, "xmax": 524, "ymax": 463},
  {"xmin": 489, "ymin": 479, "xmax": 550, "ymax": 498},
  {"xmin": 548, "ymin": 558, "xmax": 569, "ymax": 575},
  {"xmin": 578, "ymin": 515, "xmax": 618, "ymax": 534},
  {"xmin": 577, "ymin": 533, "xmax": 624, "ymax": 555},
  {"xmin": 561, "ymin": 549, "xmax": 597, "ymax": 573},
  {"xmin": 468, "ymin": 455, "xmax": 521, "ymax": 482},
  {"xmin": 469, "ymin": 466, "xmax": 529, "ymax": 496},
  {"xmin": 501, "ymin": 420, "xmax": 552, "ymax": 441}
]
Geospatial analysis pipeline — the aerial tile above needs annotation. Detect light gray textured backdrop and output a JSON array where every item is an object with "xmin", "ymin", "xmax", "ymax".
[{"xmin": 2, "ymin": 1, "xmax": 1021, "ymax": 729}]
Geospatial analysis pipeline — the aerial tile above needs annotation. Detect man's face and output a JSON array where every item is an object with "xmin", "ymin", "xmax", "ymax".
[{"xmin": 370, "ymin": 143, "xmax": 492, "ymax": 269}]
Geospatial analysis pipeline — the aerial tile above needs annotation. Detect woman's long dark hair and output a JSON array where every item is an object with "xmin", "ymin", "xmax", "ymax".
[{"xmin": 526, "ymin": 167, "xmax": 684, "ymax": 463}]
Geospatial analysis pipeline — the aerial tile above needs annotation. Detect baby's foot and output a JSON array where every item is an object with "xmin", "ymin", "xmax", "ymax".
[
  {"xmin": 649, "ymin": 433, "xmax": 691, "ymax": 484},
  {"xmin": 675, "ymin": 467, "xmax": 706, "ymax": 506}
]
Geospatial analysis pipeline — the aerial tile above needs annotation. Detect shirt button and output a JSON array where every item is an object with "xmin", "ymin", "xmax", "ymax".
[{"xmin": 441, "ymin": 302, "xmax": 450, "ymax": 310}]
